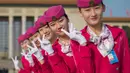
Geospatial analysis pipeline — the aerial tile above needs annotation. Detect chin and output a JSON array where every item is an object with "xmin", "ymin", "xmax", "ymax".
[
  {"xmin": 89, "ymin": 21, "xmax": 100, "ymax": 26},
  {"xmin": 23, "ymin": 48, "xmax": 28, "ymax": 50},
  {"xmin": 46, "ymin": 37, "xmax": 51, "ymax": 40},
  {"xmin": 36, "ymin": 44, "xmax": 40, "ymax": 48},
  {"xmin": 58, "ymin": 32, "xmax": 66, "ymax": 37}
]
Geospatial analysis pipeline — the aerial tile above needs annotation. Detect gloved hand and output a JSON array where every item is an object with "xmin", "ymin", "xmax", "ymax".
[
  {"xmin": 11, "ymin": 56, "xmax": 20, "ymax": 70},
  {"xmin": 37, "ymin": 35, "xmax": 54, "ymax": 55},
  {"xmin": 27, "ymin": 41, "xmax": 44, "ymax": 61},
  {"xmin": 21, "ymin": 49, "xmax": 34, "ymax": 66},
  {"xmin": 61, "ymin": 23, "xmax": 87, "ymax": 46}
]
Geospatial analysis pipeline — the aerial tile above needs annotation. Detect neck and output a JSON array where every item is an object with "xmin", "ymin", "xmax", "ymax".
[
  {"xmin": 37, "ymin": 46, "xmax": 41, "ymax": 49},
  {"xmin": 88, "ymin": 23, "xmax": 103, "ymax": 36},
  {"xmin": 50, "ymin": 36, "xmax": 57, "ymax": 44},
  {"xmin": 59, "ymin": 35, "xmax": 70, "ymax": 44}
]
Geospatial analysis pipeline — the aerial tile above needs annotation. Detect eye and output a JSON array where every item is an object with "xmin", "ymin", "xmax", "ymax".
[
  {"xmin": 30, "ymin": 38, "xmax": 33, "ymax": 41},
  {"xmin": 94, "ymin": 6, "xmax": 101, "ymax": 9},
  {"xmin": 58, "ymin": 18, "xmax": 64, "ymax": 22},
  {"xmin": 84, "ymin": 8, "xmax": 91, "ymax": 11},
  {"xmin": 49, "ymin": 22, "xmax": 55, "ymax": 26},
  {"xmin": 39, "ymin": 28, "xmax": 43, "ymax": 31},
  {"xmin": 20, "ymin": 43, "xmax": 23, "ymax": 46},
  {"xmin": 35, "ymin": 34, "xmax": 38, "ymax": 38},
  {"xmin": 24, "ymin": 40, "xmax": 27, "ymax": 43},
  {"xmin": 44, "ymin": 25, "xmax": 49, "ymax": 28}
]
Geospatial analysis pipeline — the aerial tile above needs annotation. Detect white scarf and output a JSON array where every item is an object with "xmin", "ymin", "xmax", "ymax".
[
  {"xmin": 59, "ymin": 40, "xmax": 73, "ymax": 57},
  {"xmin": 87, "ymin": 24, "xmax": 114, "ymax": 57}
]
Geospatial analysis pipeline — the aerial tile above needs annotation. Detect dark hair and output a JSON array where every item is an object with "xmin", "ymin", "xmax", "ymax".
[
  {"xmin": 63, "ymin": 14, "xmax": 69, "ymax": 22},
  {"xmin": 64, "ymin": 14, "xmax": 69, "ymax": 20}
]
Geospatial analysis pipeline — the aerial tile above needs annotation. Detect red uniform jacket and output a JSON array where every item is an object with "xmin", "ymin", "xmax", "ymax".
[
  {"xmin": 32, "ymin": 49, "xmax": 53, "ymax": 73},
  {"xmin": 51, "ymin": 39, "xmax": 78, "ymax": 73},
  {"xmin": 19, "ymin": 55, "xmax": 40, "ymax": 73},
  {"xmin": 79, "ymin": 25, "xmax": 130, "ymax": 73},
  {"xmin": 40, "ymin": 49, "xmax": 53, "ymax": 73},
  {"xmin": 47, "ymin": 44, "xmax": 72, "ymax": 73},
  {"xmin": 70, "ymin": 40, "xmax": 93, "ymax": 73}
]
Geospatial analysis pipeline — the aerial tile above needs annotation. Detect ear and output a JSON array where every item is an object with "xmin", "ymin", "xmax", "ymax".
[
  {"xmin": 79, "ymin": 9, "xmax": 84, "ymax": 17},
  {"xmin": 102, "ymin": 4, "xmax": 106, "ymax": 12}
]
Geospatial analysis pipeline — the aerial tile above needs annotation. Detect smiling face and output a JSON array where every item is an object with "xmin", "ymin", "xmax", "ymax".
[
  {"xmin": 20, "ymin": 39, "xmax": 30, "ymax": 50},
  {"xmin": 38, "ymin": 24, "xmax": 55, "ymax": 41},
  {"xmin": 48, "ymin": 16, "xmax": 69, "ymax": 37},
  {"xmin": 79, "ymin": 4, "xmax": 105, "ymax": 27},
  {"xmin": 29, "ymin": 32, "xmax": 41, "ymax": 48}
]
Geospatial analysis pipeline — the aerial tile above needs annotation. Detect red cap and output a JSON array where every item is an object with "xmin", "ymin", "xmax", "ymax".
[
  {"xmin": 44, "ymin": 5, "xmax": 65, "ymax": 23},
  {"xmin": 77, "ymin": 0, "xmax": 102, "ymax": 8},
  {"xmin": 26, "ymin": 26, "xmax": 38, "ymax": 38},
  {"xmin": 17, "ymin": 34, "xmax": 26, "ymax": 44},
  {"xmin": 34, "ymin": 15, "xmax": 47, "ymax": 30}
]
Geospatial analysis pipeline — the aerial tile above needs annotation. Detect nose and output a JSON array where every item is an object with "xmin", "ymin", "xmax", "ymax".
[
  {"xmin": 91, "ymin": 8, "xmax": 96, "ymax": 17},
  {"xmin": 43, "ymin": 29, "xmax": 48, "ymax": 34},
  {"xmin": 56, "ymin": 22, "xmax": 62, "ymax": 30}
]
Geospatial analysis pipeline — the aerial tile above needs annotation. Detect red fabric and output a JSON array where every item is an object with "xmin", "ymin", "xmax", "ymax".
[
  {"xmin": 52, "ymin": 39, "xmax": 78, "ymax": 73},
  {"xmin": 32, "ymin": 55, "xmax": 43, "ymax": 73},
  {"xmin": 79, "ymin": 25, "xmax": 130, "ymax": 73},
  {"xmin": 17, "ymin": 34, "xmax": 26, "ymax": 44},
  {"xmin": 70, "ymin": 40, "xmax": 94, "ymax": 73},
  {"xmin": 44, "ymin": 5, "xmax": 65, "ymax": 23},
  {"xmin": 20, "ymin": 50, "xmax": 53, "ymax": 73},
  {"xmin": 18, "ymin": 69, "xmax": 27, "ymax": 73},
  {"xmin": 19, "ymin": 56, "xmax": 39, "ymax": 73},
  {"xmin": 77, "ymin": 0, "xmax": 102, "ymax": 8},
  {"xmin": 34, "ymin": 15, "xmax": 47, "ymax": 30},
  {"xmin": 48, "ymin": 47, "xmax": 70, "ymax": 73},
  {"xmin": 39, "ymin": 49, "xmax": 53, "ymax": 73},
  {"xmin": 26, "ymin": 26, "xmax": 37, "ymax": 38}
]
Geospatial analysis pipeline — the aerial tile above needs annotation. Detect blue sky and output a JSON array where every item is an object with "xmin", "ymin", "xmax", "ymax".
[{"xmin": 103, "ymin": 0, "xmax": 130, "ymax": 17}]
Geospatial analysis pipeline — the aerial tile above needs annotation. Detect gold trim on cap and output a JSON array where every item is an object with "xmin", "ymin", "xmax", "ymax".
[
  {"xmin": 89, "ymin": 0, "xmax": 94, "ymax": 7},
  {"xmin": 40, "ymin": 22, "xmax": 44, "ymax": 26},
  {"xmin": 52, "ymin": 16, "xmax": 57, "ymax": 21}
]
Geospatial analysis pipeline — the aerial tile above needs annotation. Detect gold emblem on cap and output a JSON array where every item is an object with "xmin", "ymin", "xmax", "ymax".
[
  {"xmin": 29, "ymin": 34, "xmax": 33, "ymax": 37},
  {"xmin": 89, "ymin": 0, "xmax": 94, "ymax": 7},
  {"xmin": 52, "ymin": 16, "xmax": 57, "ymax": 21},
  {"xmin": 40, "ymin": 22, "xmax": 44, "ymax": 27}
]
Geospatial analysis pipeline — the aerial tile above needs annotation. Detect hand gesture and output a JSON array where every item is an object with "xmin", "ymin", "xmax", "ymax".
[{"xmin": 61, "ymin": 23, "xmax": 87, "ymax": 45}]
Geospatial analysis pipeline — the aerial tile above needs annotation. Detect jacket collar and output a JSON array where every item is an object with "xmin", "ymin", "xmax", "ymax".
[{"xmin": 81, "ymin": 24, "xmax": 122, "ymax": 42}]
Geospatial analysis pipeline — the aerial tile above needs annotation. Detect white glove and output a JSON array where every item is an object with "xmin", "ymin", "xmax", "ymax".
[
  {"xmin": 21, "ymin": 49, "xmax": 34, "ymax": 66},
  {"xmin": 11, "ymin": 56, "xmax": 20, "ymax": 70},
  {"xmin": 27, "ymin": 41, "xmax": 44, "ymax": 61},
  {"xmin": 37, "ymin": 35, "xmax": 54, "ymax": 55},
  {"xmin": 61, "ymin": 23, "xmax": 87, "ymax": 46}
]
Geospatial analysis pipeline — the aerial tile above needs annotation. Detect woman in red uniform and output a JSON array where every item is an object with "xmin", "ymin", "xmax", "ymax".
[
  {"xmin": 75, "ymin": 0, "xmax": 130, "ymax": 73},
  {"xmin": 26, "ymin": 26, "xmax": 53, "ymax": 73},
  {"xmin": 34, "ymin": 15, "xmax": 70, "ymax": 73},
  {"xmin": 44, "ymin": 5, "xmax": 92, "ymax": 73},
  {"xmin": 12, "ymin": 33, "xmax": 39, "ymax": 73}
]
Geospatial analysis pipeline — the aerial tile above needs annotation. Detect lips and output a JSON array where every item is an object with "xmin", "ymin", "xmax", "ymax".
[
  {"xmin": 35, "ymin": 40, "xmax": 40, "ymax": 45},
  {"xmin": 46, "ymin": 33, "xmax": 50, "ymax": 36},
  {"xmin": 57, "ymin": 27, "xmax": 64, "ymax": 33},
  {"xmin": 91, "ymin": 17, "xmax": 98, "ymax": 20},
  {"xmin": 44, "ymin": 33, "xmax": 50, "ymax": 38}
]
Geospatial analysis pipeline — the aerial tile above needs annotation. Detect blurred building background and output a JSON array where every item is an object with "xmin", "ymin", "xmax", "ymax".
[{"xmin": 0, "ymin": 0, "xmax": 130, "ymax": 73}]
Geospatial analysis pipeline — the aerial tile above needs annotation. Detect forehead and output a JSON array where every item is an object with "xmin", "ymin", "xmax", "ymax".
[
  {"xmin": 39, "ymin": 25, "xmax": 48, "ymax": 29},
  {"xmin": 33, "ymin": 32, "xmax": 40, "ymax": 36},
  {"xmin": 20, "ymin": 39, "xmax": 29, "ymax": 44},
  {"xmin": 29, "ymin": 32, "xmax": 39, "ymax": 38},
  {"xmin": 49, "ymin": 16, "xmax": 66, "ymax": 23}
]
